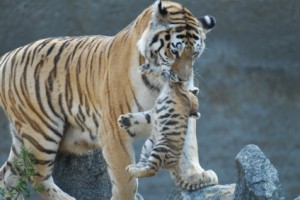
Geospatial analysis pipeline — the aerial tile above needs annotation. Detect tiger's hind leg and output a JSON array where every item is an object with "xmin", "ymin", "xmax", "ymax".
[
  {"xmin": 13, "ymin": 122, "xmax": 75, "ymax": 200},
  {"xmin": 0, "ymin": 124, "xmax": 24, "ymax": 200}
]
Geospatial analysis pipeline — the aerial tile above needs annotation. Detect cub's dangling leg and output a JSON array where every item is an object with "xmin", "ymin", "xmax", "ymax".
[{"xmin": 125, "ymin": 134, "xmax": 157, "ymax": 178}]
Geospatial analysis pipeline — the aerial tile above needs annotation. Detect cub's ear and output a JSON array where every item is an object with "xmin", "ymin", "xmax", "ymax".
[
  {"xmin": 198, "ymin": 15, "xmax": 216, "ymax": 33},
  {"xmin": 152, "ymin": 0, "xmax": 168, "ymax": 24}
]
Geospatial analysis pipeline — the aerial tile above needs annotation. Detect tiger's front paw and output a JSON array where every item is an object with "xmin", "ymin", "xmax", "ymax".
[
  {"xmin": 117, "ymin": 114, "xmax": 136, "ymax": 137},
  {"xmin": 182, "ymin": 169, "xmax": 218, "ymax": 188},
  {"xmin": 199, "ymin": 170, "xmax": 218, "ymax": 187}
]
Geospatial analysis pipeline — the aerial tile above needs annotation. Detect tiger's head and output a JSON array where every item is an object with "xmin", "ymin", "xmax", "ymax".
[{"xmin": 138, "ymin": 0, "xmax": 215, "ymax": 82}]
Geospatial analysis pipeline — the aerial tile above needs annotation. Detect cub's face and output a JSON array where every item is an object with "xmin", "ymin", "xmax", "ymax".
[{"xmin": 138, "ymin": 0, "xmax": 216, "ymax": 82}]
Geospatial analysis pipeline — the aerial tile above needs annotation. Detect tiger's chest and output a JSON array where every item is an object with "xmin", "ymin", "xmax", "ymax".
[{"xmin": 129, "ymin": 65, "xmax": 165, "ymax": 113}]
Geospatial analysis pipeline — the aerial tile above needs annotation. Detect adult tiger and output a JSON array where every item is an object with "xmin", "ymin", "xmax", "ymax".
[{"xmin": 0, "ymin": 1, "xmax": 217, "ymax": 200}]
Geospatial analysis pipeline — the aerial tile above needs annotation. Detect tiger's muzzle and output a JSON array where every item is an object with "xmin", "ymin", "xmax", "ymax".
[{"xmin": 171, "ymin": 48, "xmax": 193, "ymax": 82}]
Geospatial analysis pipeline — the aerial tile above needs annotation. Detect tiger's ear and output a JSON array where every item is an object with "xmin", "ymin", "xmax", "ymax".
[
  {"xmin": 152, "ymin": 0, "xmax": 168, "ymax": 24},
  {"xmin": 198, "ymin": 15, "xmax": 216, "ymax": 33}
]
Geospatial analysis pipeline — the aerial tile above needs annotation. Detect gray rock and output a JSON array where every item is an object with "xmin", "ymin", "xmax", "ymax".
[
  {"xmin": 52, "ymin": 150, "xmax": 112, "ymax": 200},
  {"xmin": 294, "ymin": 196, "xmax": 300, "ymax": 200},
  {"xmin": 234, "ymin": 144, "xmax": 285, "ymax": 200},
  {"xmin": 53, "ymin": 150, "xmax": 144, "ymax": 200},
  {"xmin": 167, "ymin": 184, "xmax": 235, "ymax": 200}
]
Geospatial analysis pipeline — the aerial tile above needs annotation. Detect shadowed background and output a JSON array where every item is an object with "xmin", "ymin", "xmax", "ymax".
[{"xmin": 0, "ymin": 0, "xmax": 299, "ymax": 199}]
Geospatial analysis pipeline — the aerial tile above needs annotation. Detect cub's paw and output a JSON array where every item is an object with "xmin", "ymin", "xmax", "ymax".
[
  {"xmin": 162, "ymin": 69, "xmax": 179, "ymax": 82},
  {"xmin": 118, "ymin": 114, "xmax": 133, "ymax": 129},
  {"xmin": 126, "ymin": 164, "xmax": 156, "ymax": 178},
  {"xmin": 139, "ymin": 64, "xmax": 151, "ymax": 74},
  {"xmin": 117, "ymin": 114, "xmax": 136, "ymax": 137},
  {"xmin": 126, "ymin": 164, "xmax": 140, "ymax": 177}
]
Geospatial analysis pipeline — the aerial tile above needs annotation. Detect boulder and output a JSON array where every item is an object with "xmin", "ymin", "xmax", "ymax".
[
  {"xmin": 167, "ymin": 184, "xmax": 235, "ymax": 200},
  {"xmin": 53, "ymin": 150, "xmax": 112, "ymax": 200},
  {"xmin": 234, "ymin": 144, "xmax": 285, "ymax": 200}
]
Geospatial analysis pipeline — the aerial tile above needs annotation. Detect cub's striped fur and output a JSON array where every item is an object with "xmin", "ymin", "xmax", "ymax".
[
  {"xmin": 118, "ymin": 64, "xmax": 205, "ymax": 190},
  {"xmin": 0, "ymin": 1, "xmax": 217, "ymax": 199}
]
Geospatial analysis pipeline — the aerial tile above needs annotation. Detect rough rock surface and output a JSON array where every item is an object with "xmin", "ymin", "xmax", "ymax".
[
  {"xmin": 167, "ymin": 184, "xmax": 235, "ymax": 200},
  {"xmin": 53, "ymin": 150, "xmax": 112, "ymax": 200},
  {"xmin": 0, "ymin": 144, "xmax": 289, "ymax": 200},
  {"xmin": 234, "ymin": 144, "xmax": 285, "ymax": 200}
]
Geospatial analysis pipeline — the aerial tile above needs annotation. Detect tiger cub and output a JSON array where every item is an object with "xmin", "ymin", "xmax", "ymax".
[{"xmin": 118, "ymin": 64, "xmax": 202, "ymax": 190}]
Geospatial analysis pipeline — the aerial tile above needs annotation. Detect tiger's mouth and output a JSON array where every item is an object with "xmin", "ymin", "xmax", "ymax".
[
  {"xmin": 176, "ymin": 73, "xmax": 191, "ymax": 82},
  {"xmin": 177, "ymin": 76, "xmax": 184, "ymax": 82},
  {"xmin": 171, "ymin": 55, "xmax": 193, "ymax": 82}
]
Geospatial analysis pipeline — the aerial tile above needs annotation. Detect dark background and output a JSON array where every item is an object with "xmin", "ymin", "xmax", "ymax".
[{"xmin": 0, "ymin": 0, "xmax": 299, "ymax": 199}]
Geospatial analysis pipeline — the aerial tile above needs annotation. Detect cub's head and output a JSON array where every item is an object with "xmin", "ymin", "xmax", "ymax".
[{"xmin": 138, "ymin": 0, "xmax": 215, "ymax": 81}]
